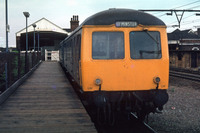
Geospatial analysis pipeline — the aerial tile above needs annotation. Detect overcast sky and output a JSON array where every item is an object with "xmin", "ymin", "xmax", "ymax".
[{"xmin": 0, "ymin": 0, "xmax": 200, "ymax": 47}]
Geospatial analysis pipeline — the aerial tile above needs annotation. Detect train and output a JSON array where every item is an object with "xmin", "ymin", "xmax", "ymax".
[{"xmin": 59, "ymin": 9, "xmax": 169, "ymax": 124}]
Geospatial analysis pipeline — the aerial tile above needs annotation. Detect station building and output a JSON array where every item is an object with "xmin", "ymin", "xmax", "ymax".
[
  {"xmin": 168, "ymin": 29, "xmax": 200, "ymax": 70},
  {"xmin": 16, "ymin": 16, "xmax": 79, "ymax": 61}
]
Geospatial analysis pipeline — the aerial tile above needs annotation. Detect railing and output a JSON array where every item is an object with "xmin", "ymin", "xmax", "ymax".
[{"xmin": 0, "ymin": 51, "xmax": 41, "ymax": 94}]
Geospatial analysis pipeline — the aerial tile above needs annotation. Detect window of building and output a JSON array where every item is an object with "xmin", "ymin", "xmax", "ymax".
[{"xmin": 48, "ymin": 52, "xmax": 51, "ymax": 56}]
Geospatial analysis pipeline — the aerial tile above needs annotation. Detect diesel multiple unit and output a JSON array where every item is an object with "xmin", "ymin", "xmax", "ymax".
[{"xmin": 60, "ymin": 9, "xmax": 169, "ymax": 124}]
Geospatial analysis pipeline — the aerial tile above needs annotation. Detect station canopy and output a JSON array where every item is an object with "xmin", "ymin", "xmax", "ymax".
[{"xmin": 16, "ymin": 18, "xmax": 69, "ymax": 51}]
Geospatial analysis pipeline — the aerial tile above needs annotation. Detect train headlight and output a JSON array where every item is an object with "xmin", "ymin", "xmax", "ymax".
[
  {"xmin": 153, "ymin": 77, "xmax": 160, "ymax": 84},
  {"xmin": 95, "ymin": 79, "xmax": 102, "ymax": 86}
]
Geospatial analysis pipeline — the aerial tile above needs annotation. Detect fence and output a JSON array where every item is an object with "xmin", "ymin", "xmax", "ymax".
[{"xmin": 0, "ymin": 51, "xmax": 41, "ymax": 94}]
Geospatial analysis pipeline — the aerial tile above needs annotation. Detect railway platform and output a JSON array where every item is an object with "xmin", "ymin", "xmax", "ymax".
[{"xmin": 0, "ymin": 61, "xmax": 96, "ymax": 133}]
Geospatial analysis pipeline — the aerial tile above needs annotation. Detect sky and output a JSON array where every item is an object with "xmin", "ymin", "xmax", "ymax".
[{"xmin": 1, "ymin": 0, "xmax": 200, "ymax": 47}]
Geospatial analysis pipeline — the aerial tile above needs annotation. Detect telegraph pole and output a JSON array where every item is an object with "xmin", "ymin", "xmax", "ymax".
[
  {"xmin": 5, "ymin": 0, "xmax": 9, "ymax": 52},
  {"xmin": 5, "ymin": 0, "xmax": 9, "ymax": 89},
  {"xmin": 140, "ymin": 9, "xmax": 200, "ymax": 28}
]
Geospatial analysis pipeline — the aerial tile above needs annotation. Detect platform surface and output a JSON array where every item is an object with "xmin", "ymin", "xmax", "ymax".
[{"xmin": 0, "ymin": 61, "xmax": 96, "ymax": 133}]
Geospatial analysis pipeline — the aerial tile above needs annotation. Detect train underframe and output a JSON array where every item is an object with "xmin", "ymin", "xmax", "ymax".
[
  {"xmin": 60, "ymin": 63, "xmax": 168, "ymax": 125},
  {"xmin": 84, "ymin": 89, "xmax": 168, "ymax": 125}
]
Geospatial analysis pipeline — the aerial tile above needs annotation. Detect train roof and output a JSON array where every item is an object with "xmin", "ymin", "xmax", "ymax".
[
  {"xmin": 81, "ymin": 8, "xmax": 166, "ymax": 26},
  {"xmin": 60, "ymin": 9, "xmax": 166, "ymax": 44}
]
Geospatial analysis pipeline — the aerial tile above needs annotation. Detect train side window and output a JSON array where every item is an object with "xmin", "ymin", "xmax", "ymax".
[
  {"xmin": 130, "ymin": 31, "xmax": 162, "ymax": 59},
  {"xmin": 77, "ymin": 35, "xmax": 81, "ymax": 60},
  {"xmin": 92, "ymin": 32, "xmax": 124, "ymax": 59}
]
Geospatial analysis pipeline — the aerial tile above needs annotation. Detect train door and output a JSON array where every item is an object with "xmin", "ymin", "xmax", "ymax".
[
  {"xmin": 73, "ymin": 35, "xmax": 81, "ymax": 83},
  {"xmin": 66, "ymin": 40, "xmax": 73, "ymax": 73},
  {"xmin": 72, "ymin": 37, "xmax": 76, "ymax": 75},
  {"xmin": 191, "ymin": 52, "xmax": 197, "ymax": 68}
]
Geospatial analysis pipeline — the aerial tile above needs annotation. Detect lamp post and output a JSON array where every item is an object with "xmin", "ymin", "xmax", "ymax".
[
  {"xmin": 37, "ymin": 31, "xmax": 40, "ymax": 60},
  {"xmin": 37, "ymin": 31, "xmax": 40, "ymax": 52},
  {"xmin": 32, "ymin": 24, "xmax": 36, "ymax": 51},
  {"xmin": 23, "ymin": 11, "xmax": 30, "ymax": 73},
  {"xmin": 23, "ymin": 12, "xmax": 30, "ymax": 52}
]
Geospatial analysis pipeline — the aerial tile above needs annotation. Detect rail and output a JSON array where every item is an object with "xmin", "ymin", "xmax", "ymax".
[
  {"xmin": 169, "ymin": 70, "xmax": 200, "ymax": 82},
  {"xmin": 170, "ymin": 67, "xmax": 200, "ymax": 75},
  {"xmin": 130, "ymin": 112, "xmax": 157, "ymax": 133}
]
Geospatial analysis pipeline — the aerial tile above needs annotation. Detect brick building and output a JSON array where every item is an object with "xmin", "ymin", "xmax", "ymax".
[{"xmin": 168, "ymin": 29, "xmax": 200, "ymax": 70}]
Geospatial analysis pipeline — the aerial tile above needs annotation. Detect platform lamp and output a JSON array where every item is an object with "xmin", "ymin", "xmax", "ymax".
[
  {"xmin": 32, "ymin": 23, "xmax": 36, "ymax": 51},
  {"xmin": 23, "ymin": 11, "xmax": 30, "ymax": 73},
  {"xmin": 37, "ymin": 31, "xmax": 40, "ymax": 52},
  {"xmin": 23, "ymin": 12, "xmax": 30, "ymax": 52},
  {"xmin": 37, "ymin": 30, "xmax": 40, "ymax": 60}
]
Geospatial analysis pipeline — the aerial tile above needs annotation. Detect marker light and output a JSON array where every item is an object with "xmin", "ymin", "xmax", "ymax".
[
  {"xmin": 115, "ymin": 21, "xmax": 138, "ymax": 27},
  {"xmin": 153, "ymin": 77, "xmax": 160, "ymax": 84},
  {"xmin": 95, "ymin": 79, "xmax": 102, "ymax": 86}
]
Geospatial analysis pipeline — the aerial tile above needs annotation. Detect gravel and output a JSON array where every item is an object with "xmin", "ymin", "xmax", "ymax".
[{"xmin": 148, "ymin": 76, "xmax": 200, "ymax": 133}]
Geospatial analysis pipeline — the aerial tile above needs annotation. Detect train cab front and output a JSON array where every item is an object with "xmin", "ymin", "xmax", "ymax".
[
  {"xmin": 80, "ymin": 24, "xmax": 169, "ymax": 122},
  {"xmin": 80, "ymin": 10, "xmax": 169, "ymax": 123}
]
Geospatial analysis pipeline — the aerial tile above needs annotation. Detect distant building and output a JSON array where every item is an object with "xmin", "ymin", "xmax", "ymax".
[
  {"xmin": 16, "ymin": 18, "xmax": 69, "ymax": 51},
  {"xmin": 168, "ymin": 29, "xmax": 200, "ymax": 69},
  {"xmin": 16, "ymin": 16, "xmax": 79, "ymax": 61}
]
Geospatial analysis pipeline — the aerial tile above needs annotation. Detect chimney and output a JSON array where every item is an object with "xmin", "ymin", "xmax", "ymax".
[
  {"xmin": 198, "ymin": 28, "xmax": 200, "ymax": 37},
  {"xmin": 70, "ymin": 15, "xmax": 79, "ymax": 31}
]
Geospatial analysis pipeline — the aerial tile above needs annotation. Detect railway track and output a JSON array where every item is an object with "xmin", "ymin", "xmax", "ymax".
[
  {"xmin": 64, "ymin": 66, "xmax": 157, "ymax": 133},
  {"xmin": 169, "ymin": 70, "xmax": 200, "ymax": 82},
  {"xmin": 130, "ymin": 112, "xmax": 157, "ymax": 133},
  {"xmin": 92, "ymin": 112, "xmax": 156, "ymax": 133}
]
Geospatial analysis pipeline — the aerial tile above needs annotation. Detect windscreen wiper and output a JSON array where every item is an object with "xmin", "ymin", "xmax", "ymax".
[{"xmin": 143, "ymin": 30, "xmax": 159, "ymax": 44}]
